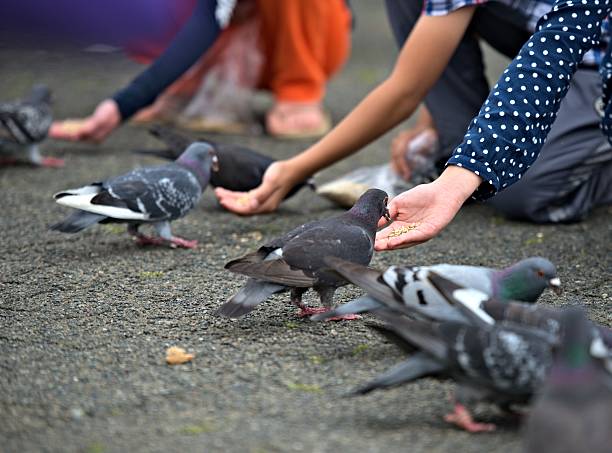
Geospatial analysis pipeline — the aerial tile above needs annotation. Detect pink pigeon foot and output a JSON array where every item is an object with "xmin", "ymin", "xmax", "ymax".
[
  {"xmin": 134, "ymin": 235, "xmax": 166, "ymax": 247},
  {"xmin": 297, "ymin": 306, "xmax": 330, "ymax": 317},
  {"xmin": 323, "ymin": 313, "xmax": 362, "ymax": 321},
  {"xmin": 168, "ymin": 237, "xmax": 198, "ymax": 249},
  {"xmin": 296, "ymin": 306, "xmax": 361, "ymax": 321},
  {"xmin": 40, "ymin": 156, "xmax": 65, "ymax": 168},
  {"xmin": 135, "ymin": 234, "xmax": 197, "ymax": 249},
  {"xmin": 444, "ymin": 403, "xmax": 496, "ymax": 433}
]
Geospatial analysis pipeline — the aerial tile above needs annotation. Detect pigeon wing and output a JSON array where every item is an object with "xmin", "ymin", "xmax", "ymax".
[
  {"xmin": 225, "ymin": 258, "xmax": 316, "ymax": 287},
  {"xmin": 103, "ymin": 165, "xmax": 202, "ymax": 220}
]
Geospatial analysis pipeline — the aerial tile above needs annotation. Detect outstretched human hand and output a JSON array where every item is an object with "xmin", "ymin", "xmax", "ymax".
[
  {"xmin": 390, "ymin": 124, "xmax": 431, "ymax": 180},
  {"xmin": 215, "ymin": 161, "xmax": 300, "ymax": 215},
  {"xmin": 375, "ymin": 166, "xmax": 481, "ymax": 251},
  {"xmin": 50, "ymin": 99, "xmax": 120, "ymax": 143}
]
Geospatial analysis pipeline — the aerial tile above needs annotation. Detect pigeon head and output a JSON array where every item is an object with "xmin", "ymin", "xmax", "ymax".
[
  {"xmin": 546, "ymin": 307, "xmax": 596, "ymax": 385},
  {"xmin": 348, "ymin": 188, "xmax": 389, "ymax": 226},
  {"xmin": 177, "ymin": 142, "xmax": 218, "ymax": 187},
  {"xmin": 27, "ymin": 84, "xmax": 52, "ymax": 106},
  {"xmin": 496, "ymin": 257, "xmax": 559, "ymax": 302}
]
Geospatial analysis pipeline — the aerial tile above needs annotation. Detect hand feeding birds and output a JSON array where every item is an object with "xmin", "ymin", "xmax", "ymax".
[
  {"xmin": 49, "ymin": 142, "xmax": 217, "ymax": 248},
  {"xmin": 0, "ymin": 84, "xmax": 64, "ymax": 168},
  {"xmin": 132, "ymin": 125, "xmax": 314, "ymax": 198},
  {"xmin": 216, "ymin": 189, "xmax": 390, "ymax": 319}
]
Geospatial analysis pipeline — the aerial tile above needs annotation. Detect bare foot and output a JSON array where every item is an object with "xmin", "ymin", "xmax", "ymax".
[{"xmin": 266, "ymin": 102, "xmax": 331, "ymax": 139}]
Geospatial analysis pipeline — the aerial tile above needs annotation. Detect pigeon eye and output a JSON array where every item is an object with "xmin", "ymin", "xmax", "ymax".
[{"xmin": 537, "ymin": 270, "xmax": 545, "ymax": 277}]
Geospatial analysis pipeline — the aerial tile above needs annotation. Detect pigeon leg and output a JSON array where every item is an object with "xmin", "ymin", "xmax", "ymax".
[
  {"xmin": 40, "ymin": 156, "xmax": 65, "ymax": 168},
  {"xmin": 27, "ymin": 144, "xmax": 64, "ymax": 168},
  {"xmin": 444, "ymin": 403, "xmax": 496, "ymax": 433},
  {"xmin": 312, "ymin": 286, "xmax": 361, "ymax": 321},
  {"xmin": 290, "ymin": 287, "xmax": 317, "ymax": 317},
  {"xmin": 128, "ymin": 223, "xmax": 166, "ymax": 246},
  {"xmin": 155, "ymin": 221, "xmax": 198, "ymax": 249}
]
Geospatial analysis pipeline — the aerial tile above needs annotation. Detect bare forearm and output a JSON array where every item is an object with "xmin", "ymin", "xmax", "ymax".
[
  {"xmin": 434, "ymin": 165, "xmax": 483, "ymax": 208},
  {"xmin": 286, "ymin": 8, "xmax": 477, "ymax": 182},
  {"xmin": 289, "ymin": 78, "xmax": 422, "ymax": 180}
]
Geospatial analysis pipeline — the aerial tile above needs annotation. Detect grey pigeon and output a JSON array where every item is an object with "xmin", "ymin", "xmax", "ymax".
[
  {"xmin": 132, "ymin": 125, "xmax": 313, "ymax": 197},
  {"xmin": 355, "ymin": 309, "xmax": 554, "ymax": 432},
  {"xmin": 524, "ymin": 307, "xmax": 612, "ymax": 453},
  {"xmin": 312, "ymin": 256, "xmax": 560, "ymax": 322},
  {"xmin": 0, "ymin": 84, "xmax": 63, "ymax": 167},
  {"xmin": 216, "ymin": 189, "xmax": 390, "ymax": 319},
  {"xmin": 49, "ymin": 142, "xmax": 216, "ymax": 248},
  {"xmin": 426, "ymin": 271, "xmax": 612, "ymax": 368}
]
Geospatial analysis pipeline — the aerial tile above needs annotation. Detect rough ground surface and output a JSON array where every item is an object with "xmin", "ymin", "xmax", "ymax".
[{"xmin": 1, "ymin": 2, "xmax": 610, "ymax": 452}]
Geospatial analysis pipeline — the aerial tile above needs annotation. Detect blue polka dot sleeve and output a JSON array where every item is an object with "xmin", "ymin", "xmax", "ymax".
[
  {"xmin": 447, "ymin": 0, "xmax": 612, "ymax": 200},
  {"xmin": 599, "ymin": 41, "xmax": 612, "ymax": 132}
]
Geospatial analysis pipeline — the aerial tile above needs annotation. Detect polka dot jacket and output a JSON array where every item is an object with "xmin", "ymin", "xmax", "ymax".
[{"xmin": 447, "ymin": 0, "xmax": 612, "ymax": 199}]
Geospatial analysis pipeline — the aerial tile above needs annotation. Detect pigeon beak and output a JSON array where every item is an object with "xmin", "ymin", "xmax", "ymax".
[
  {"xmin": 211, "ymin": 154, "xmax": 220, "ymax": 172},
  {"xmin": 548, "ymin": 277, "xmax": 562, "ymax": 295}
]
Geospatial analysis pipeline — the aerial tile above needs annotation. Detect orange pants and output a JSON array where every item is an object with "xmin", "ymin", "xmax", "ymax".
[
  {"xmin": 256, "ymin": 0, "xmax": 352, "ymax": 102},
  {"xmin": 139, "ymin": 0, "xmax": 351, "ymax": 104}
]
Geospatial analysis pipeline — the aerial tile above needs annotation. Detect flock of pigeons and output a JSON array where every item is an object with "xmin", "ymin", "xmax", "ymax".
[{"xmin": 2, "ymin": 85, "xmax": 612, "ymax": 449}]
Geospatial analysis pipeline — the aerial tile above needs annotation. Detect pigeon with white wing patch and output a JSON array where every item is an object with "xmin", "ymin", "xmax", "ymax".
[
  {"xmin": 50, "ymin": 142, "xmax": 217, "ymax": 248},
  {"xmin": 216, "ymin": 189, "xmax": 390, "ymax": 319},
  {"xmin": 312, "ymin": 256, "xmax": 560, "ymax": 322},
  {"xmin": 132, "ymin": 125, "xmax": 313, "ymax": 197},
  {"xmin": 354, "ymin": 308, "xmax": 556, "ymax": 432}
]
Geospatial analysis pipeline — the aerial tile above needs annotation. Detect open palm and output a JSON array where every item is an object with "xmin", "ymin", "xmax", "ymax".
[{"xmin": 375, "ymin": 181, "xmax": 464, "ymax": 251}]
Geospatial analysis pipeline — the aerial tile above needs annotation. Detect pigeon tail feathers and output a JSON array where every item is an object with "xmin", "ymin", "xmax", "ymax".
[
  {"xmin": 49, "ymin": 211, "xmax": 107, "ymax": 233},
  {"xmin": 216, "ymin": 279, "xmax": 286, "ymax": 318},
  {"xmin": 352, "ymin": 352, "xmax": 443, "ymax": 395}
]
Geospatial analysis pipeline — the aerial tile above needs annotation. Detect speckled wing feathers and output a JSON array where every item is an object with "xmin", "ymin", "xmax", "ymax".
[{"xmin": 102, "ymin": 164, "xmax": 203, "ymax": 220}]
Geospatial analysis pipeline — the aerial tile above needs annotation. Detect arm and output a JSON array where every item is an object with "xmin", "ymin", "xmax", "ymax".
[
  {"xmin": 390, "ymin": 104, "xmax": 436, "ymax": 179},
  {"xmin": 112, "ymin": 0, "xmax": 222, "ymax": 120},
  {"xmin": 215, "ymin": 6, "xmax": 477, "ymax": 214},
  {"xmin": 376, "ymin": 0, "xmax": 611, "ymax": 251},
  {"xmin": 446, "ymin": 0, "xmax": 608, "ymax": 198},
  {"xmin": 50, "ymin": 0, "xmax": 223, "ymax": 142}
]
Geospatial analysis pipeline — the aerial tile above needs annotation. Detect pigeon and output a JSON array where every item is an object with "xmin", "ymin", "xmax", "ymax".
[
  {"xmin": 312, "ymin": 256, "xmax": 560, "ymax": 322},
  {"xmin": 353, "ymin": 309, "xmax": 555, "ymax": 432},
  {"xmin": 216, "ymin": 189, "xmax": 390, "ymax": 319},
  {"xmin": 524, "ymin": 307, "xmax": 612, "ymax": 453},
  {"xmin": 0, "ymin": 84, "xmax": 63, "ymax": 168},
  {"xmin": 426, "ymin": 271, "xmax": 612, "ymax": 366},
  {"xmin": 49, "ymin": 142, "xmax": 217, "ymax": 248},
  {"xmin": 132, "ymin": 125, "xmax": 313, "ymax": 197}
]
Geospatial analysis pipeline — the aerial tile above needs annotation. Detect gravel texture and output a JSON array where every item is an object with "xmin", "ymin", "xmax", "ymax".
[{"xmin": 1, "ymin": 2, "xmax": 611, "ymax": 452}]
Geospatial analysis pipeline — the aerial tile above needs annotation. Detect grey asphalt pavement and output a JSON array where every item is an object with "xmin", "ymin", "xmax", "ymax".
[{"xmin": 1, "ymin": 2, "xmax": 610, "ymax": 452}]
